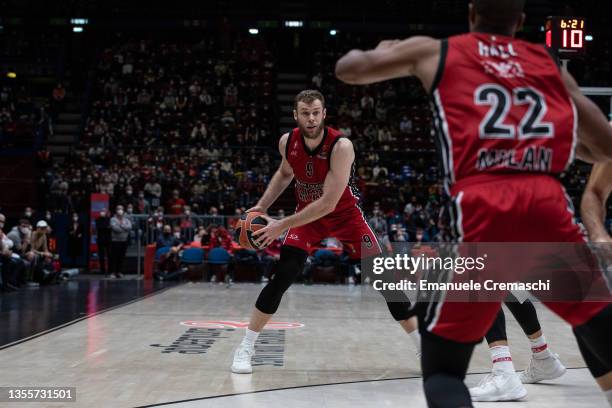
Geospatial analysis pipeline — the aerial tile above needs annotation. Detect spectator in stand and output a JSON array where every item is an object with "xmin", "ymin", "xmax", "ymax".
[
  {"xmin": 23, "ymin": 206, "xmax": 35, "ymax": 225},
  {"xmin": 312, "ymin": 72, "xmax": 323, "ymax": 89},
  {"xmin": 208, "ymin": 206, "xmax": 224, "ymax": 226},
  {"xmin": 7, "ymin": 219, "xmax": 32, "ymax": 255},
  {"xmin": 95, "ymin": 209, "xmax": 111, "ymax": 276},
  {"xmin": 400, "ymin": 115, "xmax": 413, "ymax": 134},
  {"xmin": 67, "ymin": 212, "xmax": 84, "ymax": 268},
  {"xmin": 0, "ymin": 213, "xmax": 22, "ymax": 291},
  {"xmin": 209, "ymin": 225, "xmax": 233, "ymax": 252},
  {"xmin": 167, "ymin": 189, "xmax": 186, "ymax": 215},
  {"xmin": 155, "ymin": 224, "xmax": 184, "ymax": 280},
  {"xmin": 50, "ymin": 83, "xmax": 66, "ymax": 120},
  {"xmin": 179, "ymin": 206, "xmax": 196, "ymax": 238},
  {"xmin": 109, "ymin": 205, "xmax": 132, "ymax": 278},
  {"xmin": 195, "ymin": 225, "xmax": 210, "ymax": 246},
  {"xmin": 135, "ymin": 190, "xmax": 151, "ymax": 215},
  {"xmin": 52, "ymin": 83, "xmax": 66, "ymax": 102},
  {"xmin": 368, "ymin": 205, "xmax": 392, "ymax": 253},
  {"xmin": 120, "ymin": 185, "xmax": 138, "ymax": 209},
  {"xmin": 31, "ymin": 220, "xmax": 57, "ymax": 284},
  {"xmin": 144, "ymin": 178, "xmax": 162, "ymax": 208},
  {"xmin": 31, "ymin": 221, "xmax": 53, "ymax": 260}
]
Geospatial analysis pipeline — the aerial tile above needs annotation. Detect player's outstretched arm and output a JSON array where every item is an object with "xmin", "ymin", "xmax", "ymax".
[
  {"xmin": 250, "ymin": 133, "xmax": 294, "ymax": 212},
  {"xmin": 335, "ymin": 36, "xmax": 440, "ymax": 90},
  {"xmin": 253, "ymin": 138, "xmax": 355, "ymax": 247},
  {"xmin": 561, "ymin": 70, "xmax": 612, "ymax": 163},
  {"xmin": 581, "ymin": 162, "xmax": 612, "ymax": 243}
]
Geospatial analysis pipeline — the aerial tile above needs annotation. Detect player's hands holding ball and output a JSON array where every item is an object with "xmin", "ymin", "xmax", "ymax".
[
  {"xmin": 235, "ymin": 207, "xmax": 288, "ymax": 250},
  {"xmin": 252, "ymin": 215, "xmax": 287, "ymax": 248},
  {"xmin": 245, "ymin": 205, "xmax": 266, "ymax": 214}
]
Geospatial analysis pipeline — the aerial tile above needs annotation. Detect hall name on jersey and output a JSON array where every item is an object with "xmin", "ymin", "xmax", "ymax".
[
  {"xmin": 478, "ymin": 41, "xmax": 517, "ymax": 59},
  {"xmin": 476, "ymin": 146, "xmax": 552, "ymax": 172}
]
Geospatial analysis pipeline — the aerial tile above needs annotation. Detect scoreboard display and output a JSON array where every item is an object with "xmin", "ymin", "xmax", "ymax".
[{"xmin": 545, "ymin": 16, "xmax": 586, "ymax": 57}]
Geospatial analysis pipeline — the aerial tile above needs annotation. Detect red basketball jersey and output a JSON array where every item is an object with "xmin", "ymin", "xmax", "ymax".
[
  {"xmin": 431, "ymin": 32, "xmax": 577, "ymax": 193},
  {"xmin": 285, "ymin": 126, "xmax": 360, "ymax": 215}
]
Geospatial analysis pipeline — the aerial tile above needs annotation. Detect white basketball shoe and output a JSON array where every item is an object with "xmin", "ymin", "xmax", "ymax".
[
  {"xmin": 469, "ymin": 370, "xmax": 527, "ymax": 402},
  {"xmin": 520, "ymin": 353, "xmax": 566, "ymax": 384},
  {"xmin": 231, "ymin": 343, "xmax": 255, "ymax": 374}
]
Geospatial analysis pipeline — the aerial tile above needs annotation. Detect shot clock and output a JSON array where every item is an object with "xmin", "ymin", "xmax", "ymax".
[{"xmin": 545, "ymin": 16, "xmax": 586, "ymax": 58}]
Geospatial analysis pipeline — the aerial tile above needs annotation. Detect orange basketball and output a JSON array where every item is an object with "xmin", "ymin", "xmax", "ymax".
[{"xmin": 235, "ymin": 211, "xmax": 269, "ymax": 250}]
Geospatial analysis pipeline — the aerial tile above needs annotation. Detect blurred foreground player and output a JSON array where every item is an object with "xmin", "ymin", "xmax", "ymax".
[
  {"xmin": 231, "ymin": 90, "xmax": 420, "ymax": 374},
  {"xmin": 581, "ymin": 154, "xmax": 612, "ymax": 245},
  {"xmin": 336, "ymin": 0, "xmax": 612, "ymax": 406}
]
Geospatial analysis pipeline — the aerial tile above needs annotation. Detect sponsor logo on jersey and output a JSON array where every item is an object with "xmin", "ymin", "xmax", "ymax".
[{"xmin": 288, "ymin": 233, "xmax": 299, "ymax": 240}]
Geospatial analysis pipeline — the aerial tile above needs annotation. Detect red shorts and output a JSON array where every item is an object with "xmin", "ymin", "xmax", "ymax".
[
  {"xmin": 425, "ymin": 174, "xmax": 611, "ymax": 343},
  {"xmin": 282, "ymin": 206, "xmax": 382, "ymax": 260}
]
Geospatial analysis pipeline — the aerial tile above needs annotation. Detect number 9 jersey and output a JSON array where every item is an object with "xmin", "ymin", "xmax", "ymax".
[{"xmin": 430, "ymin": 32, "xmax": 576, "ymax": 195}]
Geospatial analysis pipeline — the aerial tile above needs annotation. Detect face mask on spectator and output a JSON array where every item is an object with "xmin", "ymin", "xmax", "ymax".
[
  {"xmin": 127, "ymin": 207, "xmax": 133, "ymax": 214},
  {"xmin": 19, "ymin": 226, "xmax": 29, "ymax": 234},
  {"xmin": 73, "ymin": 216, "xmax": 79, "ymax": 221},
  {"xmin": 117, "ymin": 209, "xmax": 124, "ymax": 216},
  {"xmin": 100, "ymin": 211, "xmax": 107, "ymax": 217},
  {"xmin": 0, "ymin": 222, "xmax": 4, "ymax": 229},
  {"xmin": 174, "ymin": 232, "xmax": 181, "ymax": 239},
  {"xmin": 126, "ymin": 189, "xmax": 133, "ymax": 195},
  {"xmin": 184, "ymin": 210, "xmax": 190, "ymax": 215},
  {"xmin": 25, "ymin": 211, "xmax": 32, "ymax": 217}
]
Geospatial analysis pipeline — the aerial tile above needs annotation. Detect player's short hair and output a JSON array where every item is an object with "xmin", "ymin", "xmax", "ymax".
[
  {"xmin": 472, "ymin": 0, "xmax": 525, "ymax": 33},
  {"xmin": 294, "ymin": 90, "xmax": 325, "ymax": 109}
]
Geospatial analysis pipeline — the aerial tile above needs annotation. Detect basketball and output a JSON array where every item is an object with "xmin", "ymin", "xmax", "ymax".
[{"xmin": 235, "ymin": 211, "xmax": 269, "ymax": 250}]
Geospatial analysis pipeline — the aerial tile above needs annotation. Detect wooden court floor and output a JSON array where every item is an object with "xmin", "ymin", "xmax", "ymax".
[{"xmin": 0, "ymin": 282, "xmax": 607, "ymax": 407}]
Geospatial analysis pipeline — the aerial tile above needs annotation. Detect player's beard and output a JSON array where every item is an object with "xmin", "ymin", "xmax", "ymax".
[{"xmin": 299, "ymin": 121, "xmax": 325, "ymax": 139}]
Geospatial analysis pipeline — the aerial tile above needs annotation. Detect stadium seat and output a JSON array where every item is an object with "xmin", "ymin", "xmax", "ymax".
[
  {"xmin": 208, "ymin": 248, "xmax": 231, "ymax": 264},
  {"xmin": 207, "ymin": 247, "xmax": 231, "ymax": 283},
  {"xmin": 181, "ymin": 248, "xmax": 205, "ymax": 264},
  {"xmin": 155, "ymin": 246, "xmax": 171, "ymax": 261}
]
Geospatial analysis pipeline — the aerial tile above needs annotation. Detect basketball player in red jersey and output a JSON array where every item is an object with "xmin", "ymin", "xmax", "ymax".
[
  {"xmin": 231, "ymin": 90, "xmax": 421, "ymax": 374},
  {"xmin": 336, "ymin": 0, "xmax": 612, "ymax": 406}
]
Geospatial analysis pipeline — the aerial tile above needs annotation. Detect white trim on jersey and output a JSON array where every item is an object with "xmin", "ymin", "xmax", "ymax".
[
  {"xmin": 455, "ymin": 191, "xmax": 465, "ymax": 243},
  {"xmin": 425, "ymin": 266, "xmax": 454, "ymax": 334},
  {"xmin": 565, "ymin": 98, "xmax": 579, "ymax": 171},
  {"xmin": 349, "ymin": 189, "xmax": 383, "ymax": 254},
  {"xmin": 561, "ymin": 185, "xmax": 588, "ymax": 243},
  {"xmin": 426, "ymin": 191, "xmax": 463, "ymax": 333},
  {"xmin": 432, "ymin": 90, "xmax": 456, "ymax": 195}
]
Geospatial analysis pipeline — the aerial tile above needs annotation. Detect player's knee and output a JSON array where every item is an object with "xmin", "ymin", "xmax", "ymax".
[
  {"xmin": 255, "ymin": 246, "xmax": 308, "ymax": 314},
  {"xmin": 423, "ymin": 374, "xmax": 473, "ymax": 408}
]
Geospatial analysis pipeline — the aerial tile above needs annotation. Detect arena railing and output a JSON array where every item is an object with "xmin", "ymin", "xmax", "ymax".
[{"xmin": 120, "ymin": 214, "xmax": 240, "ymax": 277}]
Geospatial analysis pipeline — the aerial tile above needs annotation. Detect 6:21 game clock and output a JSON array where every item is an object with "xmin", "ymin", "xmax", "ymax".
[{"xmin": 545, "ymin": 16, "xmax": 586, "ymax": 58}]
